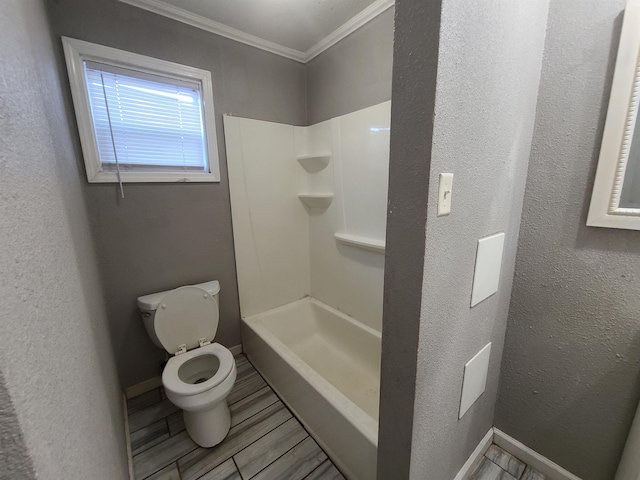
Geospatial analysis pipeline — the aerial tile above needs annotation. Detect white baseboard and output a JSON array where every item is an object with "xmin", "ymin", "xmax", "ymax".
[
  {"xmin": 125, "ymin": 376, "xmax": 163, "ymax": 399},
  {"xmin": 453, "ymin": 429, "xmax": 494, "ymax": 480},
  {"xmin": 229, "ymin": 343, "xmax": 243, "ymax": 356},
  {"xmin": 493, "ymin": 429, "xmax": 582, "ymax": 480},
  {"xmin": 454, "ymin": 428, "xmax": 583, "ymax": 480},
  {"xmin": 122, "ymin": 393, "xmax": 135, "ymax": 480}
]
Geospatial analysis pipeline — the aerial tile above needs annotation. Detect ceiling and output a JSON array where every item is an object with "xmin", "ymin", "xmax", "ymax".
[{"xmin": 120, "ymin": 0, "xmax": 393, "ymax": 62}]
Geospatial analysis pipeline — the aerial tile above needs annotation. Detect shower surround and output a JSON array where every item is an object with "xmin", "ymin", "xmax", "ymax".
[{"xmin": 223, "ymin": 101, "xmax": 390, "ymax": 479}]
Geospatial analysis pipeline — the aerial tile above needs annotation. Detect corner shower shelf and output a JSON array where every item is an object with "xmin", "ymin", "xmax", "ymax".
[
  {"xmin": 297, "ymin": 154, "xmax": 332, "ymax": 173},
  {"xmin": 298, "ymin": 194, "xmax": 334, "ymax": 208},
  {"xmin": 334, "ymin": 233, "xmax": 386, "ymax": 253}
]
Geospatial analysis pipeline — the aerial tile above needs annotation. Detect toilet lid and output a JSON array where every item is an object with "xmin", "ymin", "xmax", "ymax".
[{"xmin": 154, "ymin": 286, "xmax": 219, "ymax": 355}]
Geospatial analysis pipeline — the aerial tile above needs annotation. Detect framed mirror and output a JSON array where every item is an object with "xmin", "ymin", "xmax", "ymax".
[{"xmin": 588, "ymin": 0, "xmax": 640, "ymax": 230}]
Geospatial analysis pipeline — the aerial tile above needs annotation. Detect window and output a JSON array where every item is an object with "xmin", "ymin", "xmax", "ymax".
[{"xmin": 62, "ymin": 37, "xmax": 220, "ymax": 183}]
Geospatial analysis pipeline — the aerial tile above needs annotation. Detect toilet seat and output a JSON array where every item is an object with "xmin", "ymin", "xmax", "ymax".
[
  {"xmin": 154, "ymin": 286, "xmax": 219, "ymax": 355},
  {"xmin": 156, "ymin": 285, "xmax": 234, "ymax": 397},
  {"xmin": 163, "ymin": 343, "xmax": 234, "ymax": 397}
]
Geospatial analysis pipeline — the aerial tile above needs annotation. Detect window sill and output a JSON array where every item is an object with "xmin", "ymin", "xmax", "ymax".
[{"xmin": 88, "ymin": 171, "xmax": 221, "ymax": 183}]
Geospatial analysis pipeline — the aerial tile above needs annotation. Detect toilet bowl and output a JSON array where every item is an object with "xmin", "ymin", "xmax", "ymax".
[
  {"xmin": 163, "ymin": 343, "xmax": 237, "ymax": 447},
  {"xmin": 138, "ymin": 282, "xmax": 236, "ymax": 448}
]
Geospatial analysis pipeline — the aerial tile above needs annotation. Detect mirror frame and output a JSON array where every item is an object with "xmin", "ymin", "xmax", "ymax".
[{"xmin": 588, "ymin": 0, "xmax": 640, "ymax": 230}]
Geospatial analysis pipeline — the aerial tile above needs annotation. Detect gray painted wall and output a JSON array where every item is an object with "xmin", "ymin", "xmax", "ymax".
[
  {"xmin": 0, "ymin": 0, "xmax": 129, "ymax": 477},
  {"xmin": 495, "ymin": 1, "xmax": 640, "ymax": 479},
  {"xmin": 47, "ymin": 0, "xmax": 307, "ymax": 387},
  {"xmin": 306, "ymin": 7, "xmax": 394, "ymax": 125},
  {"xmin": 378, "ymin": 0, "xmax": 549, "ymax": 478},
  {"xmin": 377, "ymin": 2, "xmax": 440, "ymax": 478}
]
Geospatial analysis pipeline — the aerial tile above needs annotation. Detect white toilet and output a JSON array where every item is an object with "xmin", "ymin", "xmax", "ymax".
[{"xmin": 137, "ymin": 280, "xmax": 237, "ymax": 448}]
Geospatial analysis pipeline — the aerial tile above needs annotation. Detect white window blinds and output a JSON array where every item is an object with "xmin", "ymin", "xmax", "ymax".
[{"xmin": 84, "ymin": 61, "xmax": 209, "ymax": 173}]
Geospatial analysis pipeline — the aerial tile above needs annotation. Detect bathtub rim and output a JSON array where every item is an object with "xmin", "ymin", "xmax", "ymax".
[{"xmin": 241, "ymin": 296, "xmax": 380, "ymax": 447}]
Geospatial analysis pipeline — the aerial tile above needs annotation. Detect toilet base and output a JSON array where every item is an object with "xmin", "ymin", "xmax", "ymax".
[{"xmin": 183, "ymin": 400, "xmax": 231, "ymax": 448}]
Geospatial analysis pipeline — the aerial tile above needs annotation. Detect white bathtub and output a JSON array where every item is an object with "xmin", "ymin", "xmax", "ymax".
[{"xmin": 241, "ymin": 297, "xmax": 381, "ymax": 480}]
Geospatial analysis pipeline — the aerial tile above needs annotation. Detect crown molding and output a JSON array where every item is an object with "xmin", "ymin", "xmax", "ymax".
[
  {"xmin": 119, "ymin": 0, "xmax": 394, "ymax": 63},
  {"xmin": 119, "ymin": 0, "xmax": 306, "ymax": 62},
  {"xmin": 304, "ymin": 0, "xmax": 394, "ymax": 62}
]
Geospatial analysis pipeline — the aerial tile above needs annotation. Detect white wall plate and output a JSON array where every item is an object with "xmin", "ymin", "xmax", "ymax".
[
  {"xmin": 438, "ymin": 173, "xmax": 453, "ymax": 216},
  {"xmin": 459, "ymin": 343, "xmax": 492, "ymax": 419},
  {"xmin": 470, "ymin": 232, "xmax": 505, "ymax": 307}
]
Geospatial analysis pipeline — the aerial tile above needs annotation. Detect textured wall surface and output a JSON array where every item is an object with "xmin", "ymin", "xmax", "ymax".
[
  {"xmin": 306, "ymin": 8, "xmax": 394, "ymax": 125},
  {"xmin": 377, "ymin": 2, "xmax": 440, "ymax": 478},
  {"xmin": 495, "ymin": 1, "xmax": 640, "ymax": 479},
  {"xmin": 0, "ymin": 0, "xmax": 129, "ymax": 478},
  {"xmin": 47, "ymin": 0, "xmax": 307, "ymax": 387},
  {"xmin": 408, "ymin": 0, "xmax": 549, "ymax": 478}
]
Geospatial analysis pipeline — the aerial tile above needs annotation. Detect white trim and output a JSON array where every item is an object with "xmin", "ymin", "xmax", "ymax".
[
  {"xmin": 229, "ymin": 343, "xmax": 243, "ymax": 356},
  {"xmin": 587, "ymin": 0, "xmax": 640, "ymax": 230},
  {"xmin": 453, "ymin": 429, "xmax": 494, "ymax": 480},
  {"xmin": 493, "ymin": 429, "xmax": 583, "ymax": 480},
  {"xmin": 454, "ymin": 428, "xmax": 584, "ymax": 480},
  {"xmin": 118, "ymin": 0, "xmax": 305, "ymax": 62},
  {"xmin": 118, "ymin": 0, "xmax": 394, "ymax": 63},
  {"xmin": 122, "ymin": 393, "xmax": 135, "ymax": 480},
  {"xmin": 124, "ymin": 376, "xmax": 163, "ymax": 399},
  {"xmin": 61, "ymin": 37, "xmax": 221, "ymax": 184},
  {"xmin": 304, "ymin": 0, "xmax": 394, "ymax": 62},
  {"xmin": 88, "ymin": 171, "xmax": 220, "ymax": 183}
]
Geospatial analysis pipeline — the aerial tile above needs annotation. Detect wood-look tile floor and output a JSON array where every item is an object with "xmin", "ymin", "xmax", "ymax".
[
  {"xmin": 127, "ymin": 355, "xmax": 345, "ymax": 480},
  {"xmin": 469, "ymin": 444, "xmax": 547, "ymax": 480}
]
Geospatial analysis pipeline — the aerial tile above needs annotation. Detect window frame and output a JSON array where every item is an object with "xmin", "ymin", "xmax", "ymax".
[{"xmin": 62, "ymin": 37, "xmax": 220, "ymax": 183}]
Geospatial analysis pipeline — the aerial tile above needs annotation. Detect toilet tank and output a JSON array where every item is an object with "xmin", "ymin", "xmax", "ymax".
[{"xmin": 137, "ymin": 280, "xmax": 220, "ymax": 350}]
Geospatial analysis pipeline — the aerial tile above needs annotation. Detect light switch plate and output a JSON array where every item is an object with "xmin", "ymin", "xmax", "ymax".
[
  {"xmin": 438, "ymin": 173, "xmax": 454, "ymax": 216},
  {"xmin": 459, "ymin": 342, "xmax": 492, "ymax": 419},
  {"xmin": 470, "ymin": 232, "xmax": 505, "ymax": 307}
]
